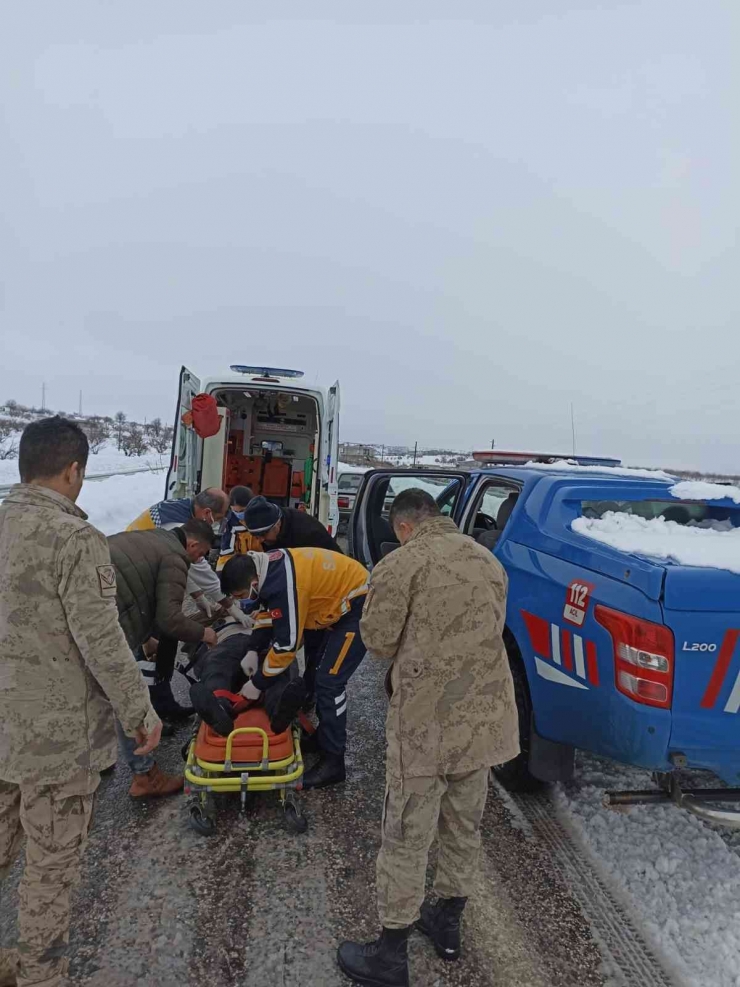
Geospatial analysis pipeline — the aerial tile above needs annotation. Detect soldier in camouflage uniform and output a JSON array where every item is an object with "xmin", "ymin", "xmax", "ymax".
[
  {"xmin": 0, "ymin": 417, "xmax": 160, "ymax": 987},
  {"xmin": 338, "ymin": 488, "xmax": 519, "ymax": 987}
]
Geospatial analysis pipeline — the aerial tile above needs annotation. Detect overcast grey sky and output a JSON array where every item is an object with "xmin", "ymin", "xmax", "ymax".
[{"xmin": 1, "ymin": 2, "xmax": 738, "ymax": 471}]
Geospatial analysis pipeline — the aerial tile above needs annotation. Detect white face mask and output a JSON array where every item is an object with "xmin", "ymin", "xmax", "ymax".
[{"xmin": 248, "ymin": 581, "xmax": 260, "ymax": 601}]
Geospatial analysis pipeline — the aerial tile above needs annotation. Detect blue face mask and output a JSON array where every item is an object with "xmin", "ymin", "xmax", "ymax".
[{"xmin": 232, "ymin": 510, "xmax": 246, "ymax": 521}]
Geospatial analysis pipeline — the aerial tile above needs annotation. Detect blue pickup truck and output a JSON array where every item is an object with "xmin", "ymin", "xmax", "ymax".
[{"xmin": 349, "ymin": 463, "xmax": 740, "ymax": 823}]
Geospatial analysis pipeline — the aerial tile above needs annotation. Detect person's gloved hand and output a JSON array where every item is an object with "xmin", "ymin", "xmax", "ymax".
[
  {"xmin": 240, "ymin": 679, "xmax": 262, "ymax": 701},
  {"xmin": 229, "ymin": 603, "xmax": 254, "ymax": 629},
  {"xmin": 240, "ymin": 650, "xmax": 259, "ymax": 679},
  {"xmin": 195, "ymin": 595, "xmax": 214, "ymax": 618}
]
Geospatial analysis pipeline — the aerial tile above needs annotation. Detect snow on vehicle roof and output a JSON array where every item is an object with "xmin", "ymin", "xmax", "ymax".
[
  {"xmin": 669, "ymin": 480, "xmax": 740, "ymax": 505},
  {"xmin": 524, "ymin": 459, "xmax": 675, "ymax": 481},
  {"xmin": 572, "ymin": 512, "xmax": 740, "ymax": 575}
]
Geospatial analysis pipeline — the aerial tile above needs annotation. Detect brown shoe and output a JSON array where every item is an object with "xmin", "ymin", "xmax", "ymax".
[
  {"xmin": 128, "ymin": 763, "xmax": 184, "ymax": 798},
  {"xmin": 0, "ymin": 947, "xmax": 18, "ymax": 987}
]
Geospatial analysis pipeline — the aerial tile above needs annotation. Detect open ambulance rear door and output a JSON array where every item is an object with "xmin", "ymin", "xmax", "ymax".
[
  {"xmin": 321, "ymin": 380, "xmax": 341, "ymax": 535},
  {"xmin": 165, "ymin": 366, "xmax": 202, "ymax": 500}
]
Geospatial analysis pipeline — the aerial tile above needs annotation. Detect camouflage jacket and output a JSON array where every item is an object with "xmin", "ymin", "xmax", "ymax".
[
  {"xmin": 0, "ymin": 484, "xmax": 158, "ymax": 786},
  {"xmin": 360, "ymin": 515, "xmax": 519, "ymax": 778}
]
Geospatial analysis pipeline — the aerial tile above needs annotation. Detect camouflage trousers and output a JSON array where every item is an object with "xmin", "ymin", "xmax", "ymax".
[
  {"xmin": 376, "ymin": 766, "xmax": 488, "ymax": 929},
  {"xmin": 0, "ymin": 771, "xmax": 99, "ymax": 987}
]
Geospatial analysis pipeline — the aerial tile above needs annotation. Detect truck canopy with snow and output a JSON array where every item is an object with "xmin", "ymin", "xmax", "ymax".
[
  {"xmin": 350, "ymin": 462, "xmax": 740, "ymax": 821},
  {"xmin": 166, "ymin": 366, "xmax": 341, "ymax": 535}
]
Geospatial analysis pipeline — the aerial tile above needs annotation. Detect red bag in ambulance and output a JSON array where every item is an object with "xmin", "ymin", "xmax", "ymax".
[{"xmin": 190, "ymin": 394, "xmax": 221, "ymax": 439}]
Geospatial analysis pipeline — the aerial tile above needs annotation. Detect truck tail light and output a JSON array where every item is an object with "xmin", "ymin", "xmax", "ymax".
[
  {"xmin": 338, "ymin": 496, "xmax": 349, "ymax": 509},
  {"xmin": 594, "ymin": 605, "xmax": 674, "ymax": 709}
]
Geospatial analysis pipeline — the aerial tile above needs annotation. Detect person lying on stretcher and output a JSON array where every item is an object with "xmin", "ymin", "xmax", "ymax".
[
  {"xmin": 189, "ymin": 622, "xmax": 308, "ymax": 738},
  {"xmin": 191, "ymin": 547, "xmax": 369, "ymax": 789}
]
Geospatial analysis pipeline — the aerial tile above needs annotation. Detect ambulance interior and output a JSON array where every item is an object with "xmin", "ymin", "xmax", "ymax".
[{"xmin": 202, "ymin": 388, "xmax": 320, "ymax": 511}]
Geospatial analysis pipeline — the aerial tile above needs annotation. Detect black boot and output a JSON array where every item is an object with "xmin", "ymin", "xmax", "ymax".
[
  {"xmin": 150, "ymin": 680, "xmax": 194, "ymax": 721},
  {"xmin": 300, "ymin": 728, "xmax": 320, "ymax": 756},
  {"xmin": 337, "ymin": 927, "xmax": 410, "ymax": 987},
  {"xmin": 302, "ymin": 752, "xmax": 346, "ymax": 789},
  {"xmin": 190, "ymin": 684, "xmax": 235, "ymax": 737},
  {"xmin": 417, "ymin": 896, "xmax": 467, "ymax": 961},
  {"xmin": 268, "ymin": 679, "xmax": 308, "ymax": 734}
]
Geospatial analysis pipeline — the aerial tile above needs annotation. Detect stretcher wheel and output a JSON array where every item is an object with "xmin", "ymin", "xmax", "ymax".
[
  {"xmin": 283, "ymin": 802, "xmax": 308, "ymax": 835},
  {"xmin": 189, "ymin": 804, "xmax": 216, "ymax": 837}
]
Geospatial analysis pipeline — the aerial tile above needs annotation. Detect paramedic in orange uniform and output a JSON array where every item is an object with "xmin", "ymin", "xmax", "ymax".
[{"xmin": 219, "ymin": 547, "xmax": 369, "ymax": 789}]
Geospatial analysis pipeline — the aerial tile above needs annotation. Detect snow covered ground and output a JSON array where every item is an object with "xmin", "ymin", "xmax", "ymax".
[
  {"xmin": 557, "ymin": 755, "xmax": 740, "ymax": 987},
  {"xmin": 0, "ymin": 444, "xmax": 165, "ymax": 486},
  {"xmin": 78, "ymin": 469, "xmax": 166, "ymax": 535},
  {"xmin": 573, "ymin": 512, "xmax": 740, "ymax": 575}
]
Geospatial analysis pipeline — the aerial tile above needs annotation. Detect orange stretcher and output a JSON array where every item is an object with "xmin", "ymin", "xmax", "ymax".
[{"xmin": 184, "ymin": 702, "xmax": 307, "ymax": 836}]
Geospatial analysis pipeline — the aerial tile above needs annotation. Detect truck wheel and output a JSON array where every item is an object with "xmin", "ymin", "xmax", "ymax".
[{"xmin": 492, "ymin": 652, "xmax": 544, "ymax": 793}]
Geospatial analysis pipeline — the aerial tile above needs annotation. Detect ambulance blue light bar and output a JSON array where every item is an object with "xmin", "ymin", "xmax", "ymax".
[
  {"xmin": 472, "ymin": 450, "xmax": 622, "ymax": 467},
  {"xmin": 230, "ymin": 366, "xmax": 305, "ymax": 380}
]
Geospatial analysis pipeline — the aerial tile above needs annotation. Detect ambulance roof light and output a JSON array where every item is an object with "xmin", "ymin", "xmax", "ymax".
[{"xmin": 230, "ymin": 365, "xmax": 305, "ymax": 381}]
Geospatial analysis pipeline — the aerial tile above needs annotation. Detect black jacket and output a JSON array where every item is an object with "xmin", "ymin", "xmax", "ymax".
[
  {"xmin": 108, "ymin": 528, "xmax": 206, "ymax": 650},
  {"xmin": 271, "ymin": 508, "xmax": 342, "ymax": 554}
]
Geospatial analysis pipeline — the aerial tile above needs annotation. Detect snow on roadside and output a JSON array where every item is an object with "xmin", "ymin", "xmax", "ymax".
[
  {"xmin": 671, "ymin": 481, "xmax": 740, "ymax": 505},
  {"xmin": 556, "ymin": 754, "xmax": 740, "ymax": 987},
  {"xmin": 572, "ymin": 512, "xmax": 740, "ymax": 575},
  {"xmin": 78, "ymin": 470, "xmax": 165, "ymax": 535},
  {"xmin": 525, "ymin": 460, "xmax": 676, "ymax": 480},
  {"xmin": 0, "ymin": 444, "xmax": 165, "ymax": 485}
]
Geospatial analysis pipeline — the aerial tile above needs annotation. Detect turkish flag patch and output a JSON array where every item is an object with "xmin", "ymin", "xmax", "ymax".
[
  {"xmin": 270, "ymin": 608, "xmax": 283, "ymax": 619},
  {"xmin": 268, "ymin": 550, "xmax": 283, "ymax": 561}
]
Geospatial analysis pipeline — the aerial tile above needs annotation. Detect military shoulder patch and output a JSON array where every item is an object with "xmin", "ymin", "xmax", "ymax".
[
  {"xmin": 363, "ymin": 586, "xmax": 375, "ymax": 612},
  {"xmin": 96, "ymin": 564, "xmax": 117, "ymax": 598}
]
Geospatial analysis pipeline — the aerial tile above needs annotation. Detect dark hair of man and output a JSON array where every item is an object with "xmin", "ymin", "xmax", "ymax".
[
  {"xmin": 19, "ymin": 416, "xmax": 90, "ymax": 483},
  {"xmin": 194, "ymin": 488, "xmax": 229, "ymax": 514},
  {"xmin": 230, "ymin": 486, "xmax": 254, "ymax": 508},
  {"xmin": 181, "ymin": 518, "xmax": 215, "ymax": 548},
  {"xmin": 220, "ymin": 554, "xmax": 258, "ymax": 595},
  {"xmin": 388, "ymin": 487, "xmax": 441, "ymax": 528}
]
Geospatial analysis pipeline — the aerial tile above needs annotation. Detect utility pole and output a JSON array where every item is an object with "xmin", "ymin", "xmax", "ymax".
[
  {"xmin": 79, "ymin": 390, "xmax": 83, "ymax": 416},
  {"xmin": 413, "ymin": 441, "xmax": 418, "ymax": 466},
  {"xmin": 571, "ymin": 403, "xmax": 576, "ymax": 457},
  {"xmin": 41, "ymin": 383, "xmax": 46, "ymax": 411},
  {"xmin": 491, "ymin": 439, "xmax": 495, "ymax": 450}
]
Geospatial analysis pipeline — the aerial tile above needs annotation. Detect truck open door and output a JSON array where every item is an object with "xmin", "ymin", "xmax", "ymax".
[
  {"xmin": 322, "ymin": 380, "xmax": 341, "ymax": 535},
  {"xmin": 165, "ymin": 366, "xmax": 202, "ymax": 500},
  {"xmin": 349, "ymin": 469, "xmax": 471, "ymax": 569}
]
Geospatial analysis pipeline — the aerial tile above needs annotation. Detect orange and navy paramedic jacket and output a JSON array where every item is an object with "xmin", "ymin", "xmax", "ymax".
[{"xmin": 250, "ymin": 547, "xmax": 369, "ymax": 692}]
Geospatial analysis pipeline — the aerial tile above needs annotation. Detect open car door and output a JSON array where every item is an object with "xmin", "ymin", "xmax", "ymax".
[
  {"xmin": 165, "ymin": 366, "xmax": 202, "ymax": 500},
  {"xmin": 349, "ymin": 469, "xmax": 471, "ymax": 569},
  {"xmin": 321, "ymin": 380, "xmax": 341, "ymax": 535}
]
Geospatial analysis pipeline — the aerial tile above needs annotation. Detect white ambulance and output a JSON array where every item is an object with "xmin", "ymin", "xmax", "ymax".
[{"xmin": 165, "ymin": 365, "xmax": 341, "ymax": 535}]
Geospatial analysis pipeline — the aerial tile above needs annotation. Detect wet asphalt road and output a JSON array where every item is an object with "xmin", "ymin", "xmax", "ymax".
[{"xmin": 0, "ymin": 654, "xmax": 606, "ymax": 987}]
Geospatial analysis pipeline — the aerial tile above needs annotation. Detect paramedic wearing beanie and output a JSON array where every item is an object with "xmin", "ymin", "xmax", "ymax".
[{"xmin": 246, "ymin": 496, "xmax": 341, "ymax": 553}]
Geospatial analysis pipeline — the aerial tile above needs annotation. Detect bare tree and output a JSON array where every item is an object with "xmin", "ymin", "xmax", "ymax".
[
  {"xmin": 5, "ymin": 400, "xmax": 26, "ymax": 419},
  {"xmin": 148, "ymin": 417, "xmax": 162, "ymax": 438},
  {"xmin": 0, "ymin": 420, "xmax": 18, "ymax": 460},
  {"xmin": 82, "ymin": 418, "xmax": 110, "ymax": 455},
  {"xmin": 120, "ymin": 425, "xmax": 148, "ymax": 457},
  {"xmin": 150, "ymin": 425, "xmax": 173, "ymax": 455},
  {"xmin": 114, "ymin": 411, "xmax": 126, "ymax": 449}
]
